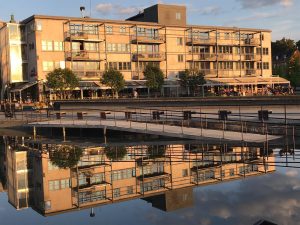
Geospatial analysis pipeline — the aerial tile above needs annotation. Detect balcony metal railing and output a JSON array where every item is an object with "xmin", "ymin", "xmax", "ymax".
[
  {"xmin": 64, "ymin": 31, "xmax": 102, "ymax": 42},
  {"xmin": 65, "ymin": 51, "xmax": 102, "ymax": 61},
  {"xmin": 132, "ymin": 52, "xmax": 165, "ymax": 62},
  {"xmin": 190, "ymin": 53, "xmax": 217, "ymax": 61},
  {"xmin": 74, "ymin": 70, "xmax": 103, "ymax": 78},
  {"xmin": 242, "ymin": 38, "xmax": 260, "ymax": 46},
  {"xmin": 130, "ymin": 34, "xmax": 165, "ymax": 44},
  {"xmin": 186, "ymin": 37, "xmax": 216, "ymax": 45}
]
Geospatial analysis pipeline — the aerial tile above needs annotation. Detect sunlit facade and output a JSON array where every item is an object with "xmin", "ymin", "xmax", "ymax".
[{"xmin": 0, "ymin": 4, "xmax": 290, "ymax": 101}]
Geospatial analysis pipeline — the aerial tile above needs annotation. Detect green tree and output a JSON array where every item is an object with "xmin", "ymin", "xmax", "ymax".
[
  {"xmin": 49, "ymin": 145, "xmax": 83, "ymax": 169},
  {"xmin": 179, "ymin": 69, "xmax": 206, "ymax": 96},
  {"xmin": 46, "ymin": 68, "xmax": 80, "ymax": 99},
  {"xmin": 147, "ymin": 145, "xmax": 166, "ymax": 159},
  {"xmin": 101, "ymin": 69, "xmax": 125, "ymax": 98},
  {"xmin": 272, "ymin": 38, "xmax": 296, "ymax": 62},
  {"xmin": 104, "ymin": 146, "xmax": 127, "ymax": 161},
  {"xmin": 143, "ymin": 65, "xmax": 164, "ymax": 97}
]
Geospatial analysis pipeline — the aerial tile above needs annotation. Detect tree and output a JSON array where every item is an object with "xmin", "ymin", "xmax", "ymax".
[
  {"xmin": 46, "ymin": 68, "xmax": 80, "ymax": 99},
  {"xmin": 101, "ymin": 69, "xmax": 125, "ymax": 98},
  {"xmin": 147, "ymin": 145, "xmax": 166, "ymax": 159},
  {"xmin": 104, "ymin": 146, "xmax": 127, "ymax": 161},
  {"xmin": 143, "ymin": 65, "xmax": 164, "ymax": 97},
  {"xmin": 49, "ymin": 145, "xmax": 83, "ymax": 169},
  {"xmin": 272, "ymin": 38, "xmax": 296, "ymax": 62},
  {"xmin": 179, "ymin": 69, "xmax": 206, "ymax": 96}
]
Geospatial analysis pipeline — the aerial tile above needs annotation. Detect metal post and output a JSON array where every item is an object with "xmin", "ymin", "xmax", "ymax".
[
  {"xmin": 63, "ymin": 127, "xmax": 66, "ymax": 142},
  {"xmin": 33, "ymin": 126, "xmax": 36, "ymax": 140}
]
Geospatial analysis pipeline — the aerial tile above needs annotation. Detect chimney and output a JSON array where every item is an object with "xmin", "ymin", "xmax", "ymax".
[
  {"xmin": 10, "ymin": 14, "xmax": 16, "ymax": 23},
  {"xmin": 80, "ymin": 6, "xmax": 86, "ymax": 18}
]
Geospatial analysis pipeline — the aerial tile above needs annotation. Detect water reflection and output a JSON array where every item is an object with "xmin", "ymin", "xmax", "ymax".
[{"xmin": 1, "ymin": 137, "xmax": 276, "ymax": 217}]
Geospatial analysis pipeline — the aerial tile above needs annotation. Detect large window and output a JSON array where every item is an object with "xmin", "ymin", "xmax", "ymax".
[
  {"xmin": 137, "ymin": 44, "xmax": 159, "ymax": 53},
  {"xmin": 49, "ymin": 179, "xmax": 70, "ymax": 191},
  {"xmin": 84, "ymin": 42, "xmax": 99, "ymax": 51},
  {"xmin": 54, "ymin": 41, "xmax": 64, "ymax": 51},
  {"xmin": 105, "ymin": 25, "xmax": 113, "ymax": 34},
  {"xmin": 72, "ymin": 62, "xmax": 100, "ymax": 71},
  {"xmin": 70, "ymin": 24, "xmax": 98, "ymax": 35},
  {"xmin": 107, "ymin": 62, "xmax": 131, "ymax": 71},
  {"xmin": 112, "ymin": 168, "xmax": 136, "ymax": 181},
  {"xmin": 42, "ymin": 61, "xmax": 54, "ymax": 71},
  {"xmin": 42, "ymin": 41, "xmax": 53, "ymax": 51},
  {"xmin": 107, "ymin": 43, "xmax": 130, "ymax": 52},
  {"xmin": 140, "ymin": 179, "xmax": 165, "ymax": 193},
  {"xmin": 140, "ymin": 163, "xmax": 164, "ymax": 176},
  {"xmin": 79, "ymin": 190, "xmax": 106, "ymax": 204}
]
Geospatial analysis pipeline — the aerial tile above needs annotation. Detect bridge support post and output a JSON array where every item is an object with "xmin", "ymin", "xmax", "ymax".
[
  {"xmin": 104, "ymin": 126, "xmax": 107, "ymax": 144},
  {"xmin": 33, "ymin": 126, "xmax": 36, "ymax": 140},
  {"xmin": 63, "ymin": 127, "xmax": 66, "ymax": 142}
]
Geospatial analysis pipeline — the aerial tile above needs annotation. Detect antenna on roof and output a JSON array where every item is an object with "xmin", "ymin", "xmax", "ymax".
[{"xmin": 80, "ymin": 6, "xmax": 86, "ymax": 18}]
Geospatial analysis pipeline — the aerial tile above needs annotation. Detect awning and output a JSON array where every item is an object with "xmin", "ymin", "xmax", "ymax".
[
  {"xmin": 205, "ymin": 77, "xmax": 290, "ymax": 86},
  {"xmin": 125, "ymin": 80, "xmax": 180, "ymax": 88},
  {"xmin": 10, "ymin": 81, "xmax": 38, "ymax": 93},
  {"xmin": 78, "ymin": 81, "xmax": 110, "ymax": 90}
]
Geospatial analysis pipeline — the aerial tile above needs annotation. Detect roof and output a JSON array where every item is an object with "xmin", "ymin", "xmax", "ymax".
[
  {"xmin": 10, "ymin": 81, "xmax": 38, "ymax": 92},
  {"xmin": 20, "ymin": 14, "xmax": 271, "ymax": 32},
  {"xmin": 205, "ymin": 77, "xmax": 290, "ymax": 86}
]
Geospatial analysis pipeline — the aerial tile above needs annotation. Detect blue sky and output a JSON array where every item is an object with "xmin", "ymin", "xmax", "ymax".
[{"xmin": 1, "ymin": 0, "xmax": 299, "ymax": 41}]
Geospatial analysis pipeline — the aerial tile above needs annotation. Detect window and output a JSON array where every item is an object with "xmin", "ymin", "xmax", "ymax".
[
  {"xmin": 107, "ymin": 43, "xmax": 130, "ymax": 52},
  {"xmin": 263, "ymin": 48, "xmax": 269, "ymax": 55},
  {"xmin": 48, "ymin": 161, "xmax": 58, "ymax": 171},
  {"xmin": 42, "ymin": 61, "xmax": 54, "ymax": 71},
  {"xmin": 84, "ymin": 24, "xmax": 98, "ymax": 34},
  {"xmin": 257, "ymin": 62, "xmax": 262, "ymax": 69},
  {"xmin": 263, "ymin": 62, "xmax": 269, "ymax": 70},
  {"xmin": 113, "ymin": 188, "xmax": 120, "ymax": 198},
  {"xmin": 42, "ymin": 41, "xmax": 53, "ymax": 51},
  {"xmin": 224, "ymin": 33, "xmax": 230, "ymax": 40},
  {"xmin": 178, "ymin": 54, "xmax": 184, "ymax": 62},
  {"xmin": 49, "ymin": 179, "xmax": 70, "ymax": 191},
  {"xmin": 177, "ymin": 37, "xmax": 183, "ymax": 45},
  {"xmin": 127, "ymin": 186, "xmax": 134, "ymax": 195},
  {"xmin": 229, "ymin": 169, "xmax": 235, "ymax": 176},
  {"xmin": 107, "ymin": 62, "xmax": 131, "ymax": 71},
  {"xmin": 49, "ymin": 180, "xmax": 60, "ymax": 191},
  {"xmin": 120, "ymin": 26, "xmax": 126, "ymax": 33},
  {"xmin": 106, "ymin": 25, "xmax": 113, "ymax": 34},
  {"xmin": 112, "ymin": 168, "xmax": 136, "ymax": 181},
  {"xmin": 60, "ymin": 179, "xmax": 70, "ymax": 189},
  {"xmin": 54, "ymin": 61, "xmax": 65, "ymax": 69},
  {"xmin": 182, "ymin": 169, "xmax": 188, "ymax": 177},
  {"xmin": 91, "ymin": 173, "xmax": 105, "ymax": 184},
  {"xmin": 140, "ymin": 179, "xmax": 165, "ymax": 193},
  {"xmin": 84, "ymin": 42, "xmax": 98, "ymax": 51},
  {"xmin": 54, "ymin": 41, "xmax": 64, "ymax": 51},
  {"xmin": 44, "ymin": 201, "xmax": 51, "ymax": 210},
  {"xmin": 176, "ymin": 12, "xmax": 181, "ymax": 20}
]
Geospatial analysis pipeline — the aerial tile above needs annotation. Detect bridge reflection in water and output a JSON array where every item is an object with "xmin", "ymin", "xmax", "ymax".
[{"xmin": 2, "ymin": 137, "xmax": 276, "ymax": 216}]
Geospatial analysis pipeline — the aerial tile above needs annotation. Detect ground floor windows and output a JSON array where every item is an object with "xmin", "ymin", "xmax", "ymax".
[
  {"xmin": 49, "ymin": 179, "xmax": 70, "ymax": 191},
  {"xmin": 107, "ymin": 62, "xmax": 131, "ymax": 71},
  {"xmin": 140, "ymin": 178, "xmax": 165, "ymax": 193},
  {"xmin": 79, "ymin": 190, "xmax": 106, "ymax": 204}
]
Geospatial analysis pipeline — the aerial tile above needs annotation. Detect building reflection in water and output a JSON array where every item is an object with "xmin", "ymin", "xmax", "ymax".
[{"xmin": 2, "ymin": 137, "xmax": 275, "ymax": 216}]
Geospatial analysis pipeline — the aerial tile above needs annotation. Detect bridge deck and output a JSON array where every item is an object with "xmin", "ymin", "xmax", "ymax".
[{"xmin": 27, "ymin": 119, "xmax": 279, "ymax": 143}]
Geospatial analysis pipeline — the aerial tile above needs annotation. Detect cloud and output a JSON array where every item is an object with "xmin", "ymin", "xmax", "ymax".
[
  {"xmin": 95, "ymin": 3, "xmax": 141, "ymax": 16},
  {"xmin": 237, "ymin": 0, "xmax": 294, "ymax": 9},
  {"xmin": 190, "ymin": 6, "xmax": 222, "ymax": 15}
]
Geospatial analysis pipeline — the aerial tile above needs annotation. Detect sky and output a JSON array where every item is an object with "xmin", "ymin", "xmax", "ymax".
[{"xmin": 0, "ymin": 0, "xmax": 299, "ymax": 41}]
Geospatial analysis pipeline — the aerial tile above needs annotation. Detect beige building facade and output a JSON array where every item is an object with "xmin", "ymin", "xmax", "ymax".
[
  {"xmin": 4, "ymin": 138, "xmax": 275, "ymax": 216},
  {"xmin": 0, "ymin": 4, "xmax": 290, "ymax": 101}
]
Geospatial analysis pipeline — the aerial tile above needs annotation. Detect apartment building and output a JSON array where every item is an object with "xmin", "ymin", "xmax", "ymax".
[
  {"xmin": 0, "ymin": 4, "xmax": 290, "ymax": 101},
  {"xmin": 4, "ymin": 138, "xmax": 275, "ymax": 216}
]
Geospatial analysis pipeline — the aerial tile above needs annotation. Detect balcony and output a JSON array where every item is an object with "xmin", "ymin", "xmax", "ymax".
[
  {"xmin": 241, "ymin": 38, "xmax": 260, "ymax": 46},
  {"xmin": 132, "ymin": 52, "xmax": 165, "ymax": 62},
  {"xmin": 245, "ymin": 69, "xmax": 256, "ymax": 76},
  {"xmin": 74, "ymin": 70, "xmax": 103, "ymax": 78},
  {"xmin": 218, "ymin": 54, "xmax": 233, "ymax": 61},
  {"xmin": 65, "ymin": 31, "xmax": 102, "ymax": 42},
  {"xmin": 189, "ymin": 53, "xmax": 217, "ymax": 61},
  {"xmin": 186, "ymin": 37, "xmax": 216, "ymax": 46},
  {"xmin": 130, "ymin": 35, "xmax": 165, "ymax": 44},
  {"xmin": 66, "ymin": 51, "xmax": 102, "ymax": 61},
  {"xmin": 136, "ymin": 172, "xmax": 170, "ymax": 184},
  {"xmin": 198, "ymin": 69, "xmax": 217, "ymax": 77}
]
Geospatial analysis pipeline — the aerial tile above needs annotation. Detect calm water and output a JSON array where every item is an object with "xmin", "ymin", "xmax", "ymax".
[{"xmin": 0, "ymin": 136, "xmax": 299, "ymax": 225}]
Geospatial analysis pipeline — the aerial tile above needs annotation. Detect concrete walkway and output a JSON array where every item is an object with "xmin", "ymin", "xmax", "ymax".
[{"xmin": 27, "ymin": 119, "xmax": 279, "ymax": 143}]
